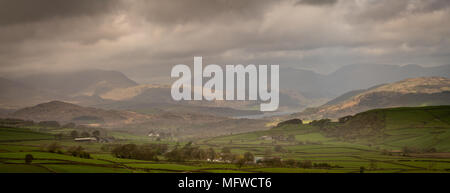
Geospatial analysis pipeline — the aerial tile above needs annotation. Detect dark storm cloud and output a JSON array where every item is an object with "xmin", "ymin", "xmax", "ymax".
[
  {"xmin": 0, "ymin": 0, "xmax": 122, "ymax": 26},
  {"xmin": 130, "ymin": 0, "xmax": 276, "ymax": 25},
  {"xmin": 345, "ymin": 0, "xmax": 450, "ymax": 24},
  {"xmin": 0, "ymin": 0, "xmax": 449, "ymax": 82}
]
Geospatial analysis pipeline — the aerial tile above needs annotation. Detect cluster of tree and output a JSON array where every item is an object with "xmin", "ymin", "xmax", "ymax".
[
  {"xmin": 0, "ymin": 119, "xmax": 79, "ymax": 130},
  {"xmin": 276, "ymin": 119, "xmax": 303, "ymax": 127},
  {"xmin": 67, "ymin": 146, "xmax": 91, "ymax": 158},
  {"xmin": 258, "ymin": 158, "xmax": 337, "ymax": 169},
  {"xmin": 163, "ymin": 144, "xmax": 255, "ymax": 168},
  {"xmin": 0, "ymin": 118, "xmax": 34, "ymax": 127},
  {"xmin": 42, "ymin": 142, "xmax": 92, "ymax": 159},
  {"xmin": 45, "ymin": 142, "xmax": 63, "ymax": 154},
  {"xmin": 70, "ymin": 130, "xmax": 101, "ymax": 138},
  {"xmin": 165, "ymin": 142, "xmax": 211, "ymax": 162},
  {"xmin": 307, "ymin": 111, "xmax": 387, "ymax": 141},
  {"xmin": 112, "ymin": 144, "xmax": 168, "ymax": 161},
  {"xmin": 309, "ymin": 119, "xmax": 331, "ymax": 128},
  {"xmin": 274, "ymin": 145, "xmax": 285, "ymax": 153},
  {"xmin": 25, "ymin": 154, "xmax": 33, "ymax": 164},
  {"xmin": 295, "ymin": 141, "xmax": 323, "ymax": 145},
  {"xmin": 234, "ymin": 152, "xmax": 255, "ymax": 168},
  {"xmin": 400, "ymin": 146, "xmax": 437, "ymax": 155}
]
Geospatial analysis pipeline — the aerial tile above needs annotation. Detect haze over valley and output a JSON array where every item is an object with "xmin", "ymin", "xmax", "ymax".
[{"xmin": 1, "ymin": 0, "xmax": 450, "ymax": 174}]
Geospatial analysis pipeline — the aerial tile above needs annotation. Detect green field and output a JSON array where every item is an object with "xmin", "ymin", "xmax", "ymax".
[{"xmin": 1, "ymin": 106, "xmax": 450, "ymax": 173}]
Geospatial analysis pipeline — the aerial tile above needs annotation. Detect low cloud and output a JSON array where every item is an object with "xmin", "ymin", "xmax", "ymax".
[{"xmin": 0, "ymin": 0, "xmax": 449, "ymax": 82}]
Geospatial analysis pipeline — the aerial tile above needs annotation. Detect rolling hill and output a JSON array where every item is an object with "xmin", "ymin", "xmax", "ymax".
[
  {"xmin": 280, "ymin": 64, "xmax": 450, "ymax": 99},
  {"xmin": 293, "ymin": 77, "xmax": 450, "ymax": 120},
  {"xmin": 0, "ymin": 77, "xmax": 58, "ymax": 109},
  {"xmin": 16, "ymin": 69, "xmax": 137, "ymax": 97},
  {"xmin": 6, "ymin": 101, "xmax": 269, "ymax": 138},
  {"xmin": 9, "ymin": 101, "xmax": 150, "ymax": 127},
  {"xmin": 208, "ymin": 105, "xmax": 450, "ymax": 152}
]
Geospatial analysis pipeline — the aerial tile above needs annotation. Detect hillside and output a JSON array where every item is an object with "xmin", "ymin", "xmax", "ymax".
[
  {"xmin": 16, "ymin": 69, "xmax": 138, "ymax": 97},
  {"xmin": 207, "ymin": 105, "xmax": 450, "ymax": 152},
  {"xmin": 316, "ymin": 106, "xmax": 450, "ymax": 151},
  {"xmin": 7, "ymin": 101, "xmax": 269, "ymax": 138},
  {"xmin": 293, "ymin": 77, "xmax": 450, "ymax": 120},
  {"xmin": 0, "ymin": 77, "xmax": 58, "ymax": 109},
  {"xmin": 280, "ymin": 64, "xmax": 450, "ymax": 100},
  {"xmin": 9, "ymin": 101, "xmax": 150, "ymax": 127},
  {"xmin": 1, "ymin": 106, "xmax": 449, "ymax": 173},
  {"xmin": 0, "ymin": 70, "xmax": 138, "ymax": 109}
]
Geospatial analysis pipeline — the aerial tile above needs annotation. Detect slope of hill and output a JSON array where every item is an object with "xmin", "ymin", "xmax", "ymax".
[
  {"xmin": 9, "ymin": 101, "xmax": 150, "ymax": 127},
  {"xmin": 280, "ymin": 64, "xmax": 450, "ymax": 100},
  {"xmin": 16, "ymin": 69, "xmax": 137, "ymax": 97},
  {"xmin": 207, "ymin": 105, "xmax": 450, "ymax": 152},
  {"xmin": 0, "ymin": 77, "xmax": 58, "ymax": 109},
  {"xmin": 7, "ymin": 101, "xmax": 270, "ymax": 138},
  {"xmin": 3, "ymin": 64, "xmax": 449, "ymax": 112},
  {"xmin": 294, "ymin": 77, "xmax": 450, "ymax": 120}
]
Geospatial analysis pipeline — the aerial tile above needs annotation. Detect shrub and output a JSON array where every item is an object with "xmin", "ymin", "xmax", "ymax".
[
  {"xmin": 25, "ymin": 154, "xmax": 33, "ymax": 164},
  {"xmin": 47, "ymin": 142, "xmax": 61, "ymax": 153}
]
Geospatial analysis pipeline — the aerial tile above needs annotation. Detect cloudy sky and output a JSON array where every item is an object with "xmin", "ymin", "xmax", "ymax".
[{"xmin": 0, "ymin": 0, "xmax": 449, "ymax": 83}]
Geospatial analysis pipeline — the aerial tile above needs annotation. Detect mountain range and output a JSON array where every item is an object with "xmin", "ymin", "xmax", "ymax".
[
  {"xmin": 1, "ymin": 64, "xmax": 449, "ymax": 114},
  {"xmin": 280, "ymin": 64, "xmax": 450, "ymax": 99},
  {"xmin": 6, "ymin": 100, "xmax": 267, "ymax": 139}
]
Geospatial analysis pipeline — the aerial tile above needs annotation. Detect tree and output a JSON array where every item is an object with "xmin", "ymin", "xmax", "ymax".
[
  {"xmin": 70, "ymin": 130, "xmax": 79, "ymax": 138},
  {"xmin": 310, "ymin": 119, "xmax": 331, "ymax": 128},
  {"xmin": 369, "ymin": 160, "xmax": 377, "ymax": 170},
  {"xmin": 47, "ymin": 142, "xmax": 61, "ymax": 153},
  {"xmin": 244, "ymin": 152, "xmax": 255, "ymax": 163},
  {"xmin": 92, "ymin": 130, "xmax": 100, "ymax": 137},
  {"xmin": 276, "ymin": 119, "xmax": 303, "ymax": 127},
  {"xmin": 81, "ymin": 131, "xmax": 90, "ymax": 138},
  {"xmin": 299, "ymin": 160, "xmax": 312, "ymax": 168},
  {"xmin": 264, "ymin": 148, "xmax": 273, "ymax": 157},
  {"xmin": 207, "ymin": 148, "xmax": 216, "ymax": 161},
  {"xmin": 221, "ymin": 147, "xmax": 231, "ymax": 154},
  {"xmin": 274, "ymin": 145, "xmax": 284, "ymax": 153},
  {"xmin": 68, "ymin": 146, "xmax": 84, "ymax": 157},
  {"xmin": 360, "ymin": 166, "xmax": 365, "ymax": 173},
  {"xmin": 25, "ymin": 154, "xmax": 33, "ymax": 164},
  {"xmin": 236, "ymin": 158, "xmax": 246, "ymax": 168},
  {"xmin": 284, "ymin": 159, "xmax": 297, "ymax": 167},
  {"xmin": 111, "ymin": 144, "xmax": 158, "ymax": 161},
  {"xmin": 55, "ymin": 133, "xmax": 63, "ymax": 140},
  {"xmin": 287, "ymin": 134, "xmax": 296, "ymax": 142}
]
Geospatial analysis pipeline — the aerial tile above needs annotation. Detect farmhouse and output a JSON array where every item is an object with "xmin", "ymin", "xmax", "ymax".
[
  {"xmin": 74, "ymin": 137, "xmax": 97, "ymax": 142},
  {"xmin": 259, "ymin": 136, "xmax": 272, "ymax": 140},
  {"xmin": 148, "ymin": 132, "xmax": 160, "ymax": 137},
  {"xmin": 387, "ymin": 150, "xmax": 403, "ymax": 155}
]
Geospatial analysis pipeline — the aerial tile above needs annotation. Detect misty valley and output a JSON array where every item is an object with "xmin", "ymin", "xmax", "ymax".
[{"xmin": 1, "ymin": 67, "xmax": 450, "ymax": 173}]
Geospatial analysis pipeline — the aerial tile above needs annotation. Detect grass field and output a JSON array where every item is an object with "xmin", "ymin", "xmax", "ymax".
[{"xmin": 1, "ymin": 106, "xmax": 450, "ymax": 173}]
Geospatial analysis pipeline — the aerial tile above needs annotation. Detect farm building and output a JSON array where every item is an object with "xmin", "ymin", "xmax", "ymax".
[
  {"xmin": 74, "ymin": 137, "xmax": 97, "ymax": 142},
  {"xmin": 259, "ymin": 136, "xmax": 272, "ymax": 140}
]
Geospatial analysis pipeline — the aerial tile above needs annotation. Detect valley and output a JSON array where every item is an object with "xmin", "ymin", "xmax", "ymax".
[
  {"xmin": 1, "ymin": 66, "xmax": 450, "ymax": 173},
  {"xmin": 1, "ymin": 106, "xmax": 449, "ymax": 173}
]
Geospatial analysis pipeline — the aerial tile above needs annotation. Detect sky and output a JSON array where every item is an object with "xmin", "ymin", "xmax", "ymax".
[{"xmin": 0, "ymin": 0, "xmax": 449, "ymax": 83}]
